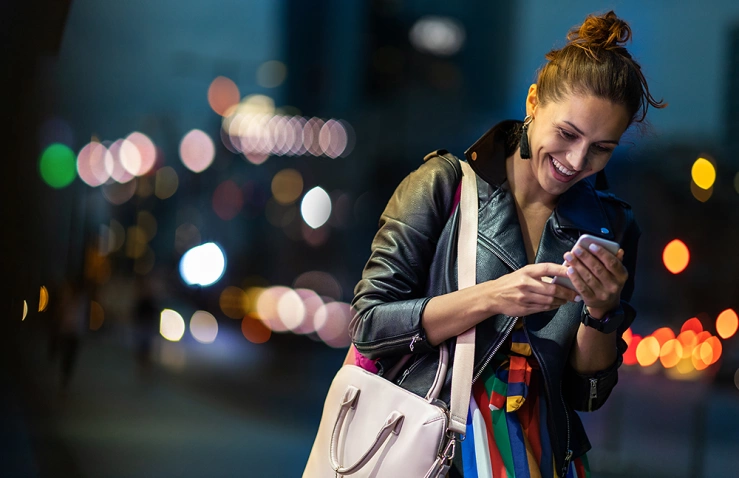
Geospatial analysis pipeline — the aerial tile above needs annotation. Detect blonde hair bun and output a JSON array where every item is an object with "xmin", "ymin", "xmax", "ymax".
[{"xmin": 566, "ymin": 10, "xmax": 631, "ymax": 51}]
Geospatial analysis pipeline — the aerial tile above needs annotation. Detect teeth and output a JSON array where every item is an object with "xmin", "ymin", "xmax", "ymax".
[{"xmin": 550, "ymin": 156, "xmax": 576, "ymax": 176}]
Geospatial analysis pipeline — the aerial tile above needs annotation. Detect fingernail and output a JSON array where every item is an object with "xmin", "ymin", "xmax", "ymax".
[
  {"xmin": 589, "ymin": 243, "xmax": 601, "ymax": 253},
  {"xmin": 574, "ymin": 295, "xmax": 582, "ymax": 302},
  {"xmin": 573, "ymin": 247, "xmax": 583, "ymax": 256},
  {"xmin": 564, "ymin": 252, "xmax": 574, "ymax": 262},
  {"xmin": 567, "ymin": 267, "xmax": 575, "ymax": 275}
]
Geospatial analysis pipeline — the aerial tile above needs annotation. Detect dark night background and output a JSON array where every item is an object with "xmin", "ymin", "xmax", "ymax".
[{"xmin": 2, "ymin": 1, "xmax": 738, "ymax": 477}]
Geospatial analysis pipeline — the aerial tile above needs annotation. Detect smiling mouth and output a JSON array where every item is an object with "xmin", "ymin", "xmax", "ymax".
[{"xmin": 549, "ymin": 155, "xmax": 578, "ymax": 182}]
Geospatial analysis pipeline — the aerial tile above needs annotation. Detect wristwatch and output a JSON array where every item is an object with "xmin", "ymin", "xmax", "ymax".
[{"xmin": 581, "ymin": 304, "xmax": 625, "ymax": 334}]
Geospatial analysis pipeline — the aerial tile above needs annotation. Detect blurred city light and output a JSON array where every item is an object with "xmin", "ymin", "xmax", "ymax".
[
  {"xmin": 117, "ymin": 138, "xmax": 143, "ymax": 178},
  {"xmin": 154, "ymin": 166, "xmax": 179, "ymax": 199},
  {"xmin": 292, "ymin": 288, "xmax": 324, "ymax": 335},
  {"xmin": 190, "ymin": 311, "xmax": 218, "ymax": 344},
  {"xmin": 125, "ymin": 225, "xmax": 148, "ymax": 259},
  {"xmin": 90, "ymin": 301, "xmax": 104, "ymax": 331},
  {"xmin": 160, "ymin": 309, "xmax": 186, "ymax": 342},
  {"xmin": 301, "ymin": 186, "xmax": 331, "ymax": 229},
  {"xmin": 126, "ymin": 132, "xmax": 157, "ymax": 176},
  {"xmin": 636, "ymin": 336, "xmax": 660, "ymax": 367},
  {"xmin": 314, "ymin": 301, "xmax": 353, "ymax": 348},
  {"xmin": 180, "ymin": 129, "xmax": 215, "ymax": 173},
  {"xmin": 179, "ymin": 242, "xmax": 226, "ymax": 287},
  {"xmin": 241, "ymin": 312, "xmax": 271, "ymax": 344},
  {"xmin": 219, "ymin": 286, "xmax": 248, "ymax": 319},
  {"xmin": 276, "ymin": 288, "xmax": 306, "ymax": 332},
  {"xmin": 256, "ymin": 60, "xmax": 287, "ymax": 88},
  {"xmin": 22, "ymin": 300, "xmax": 28, "ymax": 321},
  {"xmin": 137, "ymin": 211, "xmax": 157, "ymax": 242},
  {"xmin": 681, "ymin": 317, "xmax": 703, "ymax": 334},
  {"xmin": 651, "ymin": 327, "xmax": 675, "ymax": 347},
  {"xmin": 293, "ymin": 271, "xmax": 342, "ymax": 301},
  {"xmin": 40, "ymin": 143, "xmax": 76, "ymax": 188},
  {"xmin": 77, "ymin": 142, "xmax": 111, "ymax": 187},
  {"xmin": 659, "ymin": 339, "xmax": 683, "ymax": 368},
  {"xmin": 690, "ymin": 180, "xmax": 712, "ymax": 202},
  {"xmin": 716, "ymin": 308, "xmax": 738, "ymax": 339},
  {"xmin": 256, "ymin": 286, "xmax": 291, "ymax": 332},
  {"xmin": 691, "ymin": 157, "xmax": 716, "ymax": 189},
  {"xmin": 208, "ymin": 76, "xmax": 240, "ymax": 116},
  {"xmin": 623, "ymin": 334, "xmax": 640, "ymax": 365},
  {"xmin": 677, "ymin": 330, "xmax": 698, "ymax": 359},
  {"xmin": 662, "ymin": 239, "xmax": 690, "ymax": 274},
  {"xmin": 38, "ymin": 286, "xmax": 49, "ymax": 312},
  {"xmin": 271, "ymin": 169, "xmax": 303, "ymax": 205},
  {"xmin": 174, "ymin": 223, "xmax": 201, "ymax": 254},
  {"xmin": 409, "ymin": 16, "xmax": 466, "ymax": 56},
  {"xmin": 212, "ymin": 180, "xmax": 244, "ymax": 220},
  {"xmin": 107, "ymin": 139, "xmax": 135, "ymax": 183},
  {"xmin": 102, "ymin": 179, "xmax": 137, "ymax": 205}
]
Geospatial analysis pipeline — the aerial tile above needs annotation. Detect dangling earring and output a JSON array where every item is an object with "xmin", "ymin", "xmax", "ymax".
[{"xmin": 519, "ymin": 115, "xmax": 533, "ymax": 160}]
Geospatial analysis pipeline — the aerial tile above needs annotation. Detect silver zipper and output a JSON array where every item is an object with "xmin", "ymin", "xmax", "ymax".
[
  {"xmin": 588, "ymin": 377, "xmax": 598, "ymax": 412},
  {"xmin": 409, "ymin": 334, "xmax": 421, "ymax": 352},
  {"xmin": 471, "ymin": 319, "xmax": 517, "ymax": 385},
  {"xmin": 397, "ymin": 354, "xmax": 429, "ymax": 386},
  {"xmin": 357, "ymin": 334, "xmax": 419, "ymax": 351}
]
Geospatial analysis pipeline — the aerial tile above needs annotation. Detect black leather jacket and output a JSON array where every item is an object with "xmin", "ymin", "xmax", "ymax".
[{"xmin": 350, "ymin": 120, "xmax": 640, "ymax": 477}]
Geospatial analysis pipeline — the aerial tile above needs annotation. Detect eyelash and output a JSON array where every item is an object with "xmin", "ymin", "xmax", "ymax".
[{"xmin": 557, "ymin": 128, "xmax": 613, "ymax": 154}]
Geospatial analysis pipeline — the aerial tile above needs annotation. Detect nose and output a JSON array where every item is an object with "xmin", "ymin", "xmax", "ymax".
[{"xmin": 566, "ymin": 146, "xmax": 588, "ymax": 171}]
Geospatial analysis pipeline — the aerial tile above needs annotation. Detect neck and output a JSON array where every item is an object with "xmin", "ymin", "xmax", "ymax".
[{"xmin": 505, "ymin": 150, "xmax": 558, "ymax": 210}]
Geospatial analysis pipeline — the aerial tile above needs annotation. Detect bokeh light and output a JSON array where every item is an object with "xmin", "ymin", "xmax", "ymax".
[
  {"xmin": 734, "ymin": 369, "xmax": 739, "ymax": 391},
  {"xmin": 293, "ymin": 271, "xmax": 342, "ymax": 301},
  {"xmin": 179, "ymin": 242, "xmax": 226, "ymax": 287},
  {"xmin": 155, "ymin": 166, "xmax": 179, "ymax": 199},
  {"xmin": 40, "ymin": 143, "xmax": 77, "ymax": 188},
  {"xmin": 126, "ymin": 226, "xmax": 148, "ymax": 259},
  {"xmin": 271, "ymin": 169, "xmax": 304, "ymax": 205},
  {"xmin": 276, "ymin": 288, "xmax": 306, "ymax": 332},
  {"xmin": 137, "ymin": 211, "xmax": 157, "ymax": 242},
  {"xmin": 77, "ymin": 142, "xmax": 112, "ymax": 187},
  {"xmin": 190, "ymin": 311, "xmax": 218, "ymax": 344},
  {"xmin": 301, "ymin": 186, "xmax": 332, "ymax": 229},
  {"xmin": 180, "ymin": 129, "xmax": 215, "ymax": 173},
  {"xmin": 636, "ymin": 336, "xmax": 660, "ymax": 367},
  {"xmin": 90, "ymin": 301, "xmax": 104, "ymax": 331},
  {"xmin": 314, "ymin": 302, "xmax": 353, "ymax": 348},
  {"xmin": 208, "ymin": 76, "xmax": 241, "ymax": 116},
  {"xmin": 677, "ymin": 330, "xmax": 698, "ymax": 359},
  {"xmin": 126, "ymin": 132, "xmax": 157, "ymax": 176},
  {"xmin": 212, "ymin": 180, "xmax": 244, "ymax": 220},
  {"xmin": 39, "ymin": 286, "xmax": 49, "ymax": 312},
  {"xmin": 219, "ymin": 286, "xmax": 248, "ymax": 319},
  {"xmin": 256, "ymin": 60, "xmax": 287, "ymax": 88},
  {"xmin": 102, "ymin": 179, "xmax": 137, "ymax": 205},
  {"xmin": 651, "ymin": 327, "xmax": 676, "ymax": 347},
  {"xmin": 256, "ymin": 286, "xmax": 291, "ymax": 332},
  {"xmin": 241, "ymin": 312, "xmax": 271, "ymax": 344},
  {"xmin": 117, "ymin": 138, "xmax": 143, "ymax": 177},
  {"xmin": 659, "ymin": 339, "xmax": 683, "ymax": 368},
  {"xmin": 681, "ymin": 317, "xmax": 703, "ymax": 334},
  {"xmin": 160, "ymin": 309, "xmax": 186, "ymax": 342},
  {"xmin": 622, "ymin": 327, "xmax": 633, "ymax": 346},
  {"xmin": 107, "ymin": 139, "xmax": 135, "ymax": 183},
  {"xmin": 409, "ymin": 16, "xmax": 466, "ymax": 56},
  {"xmin": 662, "ymin": 239, "xmax": 690, "ymax": 274},
  {"xmin": 691, "ymin": 157, "xmax": 716, "ymax": 190},
  {"xmin": 292, "ymin": 288, "xmax": 324, "ymax": 335},
  {"xmin": 704, "ymin": 336, "xmax": 722, "ymax": 365},
  {"xmin": 22, "ymin": 300, "xmax": 28, "ymax": 321},
  {"xmin": 175, "ymin": 223, "xmax": 201, "ymax": 254},
  {"xmin": 716, "ymin": 308, "xmax": 738, "ymax": 339},
  {"xmin": 690, "ymin": 180, "xmax": 712, "ymax": 202}
]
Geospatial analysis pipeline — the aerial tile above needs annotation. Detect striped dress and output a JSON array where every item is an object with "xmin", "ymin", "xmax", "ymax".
[{"xmin": 460, "ymin": 321, "xmax": 590, "ymax": 478}]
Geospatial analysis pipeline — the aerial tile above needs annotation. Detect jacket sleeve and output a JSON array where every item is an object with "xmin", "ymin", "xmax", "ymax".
[
  {"xmin": 563, "ymin": 208, "xmax": 641, "ymax": 412},
  {"xmin": 350, "ymin": 155, "xmax": 461, "ymax": 360}
]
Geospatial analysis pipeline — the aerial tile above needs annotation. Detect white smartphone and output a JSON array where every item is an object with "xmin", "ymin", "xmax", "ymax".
[{"xmin": 551, "ymin": 234, "xmax": 621, "ymax": 291}]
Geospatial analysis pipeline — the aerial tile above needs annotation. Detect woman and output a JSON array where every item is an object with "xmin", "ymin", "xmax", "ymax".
[{"xmin": 349, "ymin": 10, "xmax": 665, "ymax": 478}]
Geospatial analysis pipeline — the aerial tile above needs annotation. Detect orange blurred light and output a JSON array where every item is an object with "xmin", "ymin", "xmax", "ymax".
[
  {"xmin": 704, "ymin": 336, "xmax": 722, "ymax": 365},
  {"xmin": 681, "ymin": 317, "xmax": 703, "ymax": 334},
  {"xmin": 677, "ymin": 330, "xmax": 698, "ymax": 359},
  {"xmin": 659, "ymin": 339, "xmax": 683, "ymax": 368},
  {"xmin": 622, "ymin": 327, "xmax": 633, "ymax": 346},
  {"xmin": 623, "ymin": 334, "xmax": 641, "ymax": 365},
  {"xmin": 39, "ymin": 286, "xmax": 49, "ymax": 312},
  {"xmin": 636, "ymin": 336, "xmax": 660, "ymax": 367},
  {"xmin": 241, "ymin": 313, "xmax": 271, "ymax": 344},
  {"xmin": 651, "ymin": 327, "xmax": 675, "ymax": 347},
  {"xmin": 716, "ymin": 309, "xmax": 739, "ymax": 339},
  {"xmin": 691, "ymin": 345, "xmax": 710, "ymax": 371},
  {"xmin": 208, "ymin": 76, "xmax": 240, "ymax": 117},
  {"xmin": 695, "ymin": 331, "xmax": 711, "ymax": 344},
  {"xmin": 662, "ymin": 239, "xmax": 689, "ymax": 274}
]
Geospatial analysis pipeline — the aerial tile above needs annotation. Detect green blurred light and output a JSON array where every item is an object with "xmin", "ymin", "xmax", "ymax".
[{"xmin": 39, "ymin": 143, "xmax": 76, "ymax": 188}]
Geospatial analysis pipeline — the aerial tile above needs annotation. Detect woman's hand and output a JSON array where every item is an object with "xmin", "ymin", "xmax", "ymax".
[
  {"xmin": 563, "ymin": 244, "xmax": 628, "ymax": 317},
  {"xmin": 486, "ymin": 263, "xmax": 579, "ymax": 318}
]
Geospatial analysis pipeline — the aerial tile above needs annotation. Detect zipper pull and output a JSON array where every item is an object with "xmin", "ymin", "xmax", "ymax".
[
  {"xmin": 588, "ymin": 377, "xmax": 598, "ymax": 411},
  {"xmin": 397, "ymin": 367, "xmax": 411, "ymax": 385},
  {"xmin": 561, "ymin": 449, "xmax": 573, "ymax": 476},
  {"xmin": 409, "ymin": 334, "xmax": 421, "ymax": 352}
]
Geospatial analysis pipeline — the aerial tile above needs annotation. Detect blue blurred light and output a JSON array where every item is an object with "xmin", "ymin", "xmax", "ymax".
[{"xmin": 179, "ymin": 242, "xmax": 226, "ymax": 286}]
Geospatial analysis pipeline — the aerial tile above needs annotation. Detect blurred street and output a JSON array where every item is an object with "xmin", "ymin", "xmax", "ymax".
[{"xmin": 3, "ymin": 317, "xmax": 738, "ymax": 478}]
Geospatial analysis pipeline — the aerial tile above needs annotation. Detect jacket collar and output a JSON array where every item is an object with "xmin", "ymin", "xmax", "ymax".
[{"xmin": 464, "ymin": 120, "xmax": 615, "ymax": 240}]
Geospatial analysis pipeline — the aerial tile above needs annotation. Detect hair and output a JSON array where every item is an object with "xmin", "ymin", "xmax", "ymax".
[{"xmin": 536, "ymin": 11, "xmax": 666, "ymax": 127}]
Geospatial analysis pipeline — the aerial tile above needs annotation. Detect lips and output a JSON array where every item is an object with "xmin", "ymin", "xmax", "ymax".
[{"xmin": 548, "ymin": 155, "xmax": 578, "ymax": 183}]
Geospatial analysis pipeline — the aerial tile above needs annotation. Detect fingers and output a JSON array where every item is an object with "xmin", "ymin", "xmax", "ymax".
[
  {"xmin": 563, "ymin": 243, "xmax": 628, "ymax": 303},
  {"xmin": 525, "ymin": 262, "xmax": 569, "ymax": 279}
]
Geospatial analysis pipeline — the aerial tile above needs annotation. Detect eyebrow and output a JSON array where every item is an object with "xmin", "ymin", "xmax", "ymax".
[{"xmin": 563, "ymin": 121, "xmax": 620, "ymax": 145}]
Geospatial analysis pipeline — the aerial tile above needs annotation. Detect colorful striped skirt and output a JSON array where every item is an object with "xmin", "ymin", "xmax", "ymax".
[{"xmin": 459, "ymin": 330, "xmax": 590, "ymax": 478}]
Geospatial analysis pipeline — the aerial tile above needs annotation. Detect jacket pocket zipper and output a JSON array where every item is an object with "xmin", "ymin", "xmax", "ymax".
[{"xmin": 397, "ymin": 354, "xmax": 430, "ymax": 386}]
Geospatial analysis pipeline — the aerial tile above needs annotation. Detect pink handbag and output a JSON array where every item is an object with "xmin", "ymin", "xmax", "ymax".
[{"xmin": 303, "ymin": 161, "xmax": 478, "ymax": 477}]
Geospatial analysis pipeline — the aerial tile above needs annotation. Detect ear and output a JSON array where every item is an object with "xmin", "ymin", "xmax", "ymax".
[{"xmin": 526, "ymin": 84, "xmax": 538, "ymax": 117}]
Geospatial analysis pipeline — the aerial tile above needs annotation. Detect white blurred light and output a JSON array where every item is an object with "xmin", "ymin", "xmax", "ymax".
[
  {"xmin": 277, "ymin": 288, "xmax": 306, "ymax": 331},
  {"xmin": 409, "ymin": 16, "xmax": 466, "ymax": 56},
  {"xmin": 256, "ymin": 286, "xmax": 291, "ymax": 332},
  {"xmin": 314, "ymin": 302, "xmax": 353, "ymax": 348},
  {"xmin": 301, "ymin": 187, "xmax": 332, "ymax": 229},
  {"xmin": 293, "ymin": 288, "xmax": 324, "ymax": 335},
  {"xmin": 126, "ymin": 132, "xmax": 157, "ymax": 176},
  {"xmin": 107, "ymin": 139, "xmax": 135, "ymax": 183},
  {"xmin": 180, "ymin": 129, "xmax": 215, "ymax": 173},
  {"xmin": 160, "ymin": 309, "xmax": 186, "ymax": 341},
  {"xmin": 179, "ymin": 242, "xmax": 226, "ymax": 286},
  {"xmin": 22, "ymin": 300, "xmax": 28, "ymax": 321},
  {"xmin": 77, "ymin": 142, "xmax": 111, "ymax": 187},
  {"xmin": 119, "ymin": 138, "xmax": 143, "ymax": 176},
  {"xmin": 190, "ymin": 310, "xmax": 218, "ymax": 344}
]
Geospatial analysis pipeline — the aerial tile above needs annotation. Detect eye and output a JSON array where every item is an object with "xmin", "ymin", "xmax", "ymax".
[
  {"xmin": 558, "ymin": 128, "xmax": 577, "ymax": 140},
  {"xmin": 592, "ymin": 144, "xmax": 614, "ymax": 154}
]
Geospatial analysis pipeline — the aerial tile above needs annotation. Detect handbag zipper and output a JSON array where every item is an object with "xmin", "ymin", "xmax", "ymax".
[{"xmin": 397, "ymin": 353, "xmax": 430, "ymax": 386}]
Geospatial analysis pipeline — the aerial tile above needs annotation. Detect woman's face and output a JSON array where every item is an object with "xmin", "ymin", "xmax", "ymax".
[{"xmin": 525, "ymin": 87, "xmax": 631, "ymax": 197}]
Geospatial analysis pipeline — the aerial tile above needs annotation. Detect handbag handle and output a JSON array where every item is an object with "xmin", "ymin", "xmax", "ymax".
[{"xmin": 329, "ymin": 386, "xmax": 405, "ymax": 475}]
